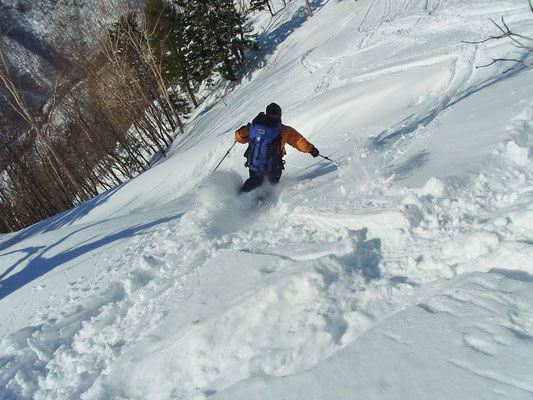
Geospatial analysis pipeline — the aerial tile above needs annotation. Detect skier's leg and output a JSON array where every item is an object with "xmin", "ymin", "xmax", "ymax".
[
  {"xmin": 267, "ymin": 169, "xmax": 282, "ymax": 185},
  {"xmin": 240, "ymin": 171, "xmax": 265, "ymax": 193}
]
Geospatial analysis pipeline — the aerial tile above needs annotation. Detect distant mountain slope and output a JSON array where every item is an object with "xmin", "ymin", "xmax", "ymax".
[{"xmin": 0, "ymin": 0, "xmax": 144, "ymax": 113}]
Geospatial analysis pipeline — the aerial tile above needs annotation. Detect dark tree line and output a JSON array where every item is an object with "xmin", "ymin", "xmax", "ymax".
[{"xmin": 0, "ymin": 0, "xmax": 256, "ymax": 232}]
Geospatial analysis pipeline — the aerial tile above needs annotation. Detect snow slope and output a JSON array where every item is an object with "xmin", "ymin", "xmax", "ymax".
[{"xmin": 1, "ymin": 0, "xmax": 533, "ymax": 399}]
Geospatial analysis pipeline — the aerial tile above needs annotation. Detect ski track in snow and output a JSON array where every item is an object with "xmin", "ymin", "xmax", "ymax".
[
  {"xmin": 1, "ymin": 0, "xmax": 533, "ymax": 398},
  {"xmin": 3, "ymin": 119, "xmax": 533, "ymax": 398}
]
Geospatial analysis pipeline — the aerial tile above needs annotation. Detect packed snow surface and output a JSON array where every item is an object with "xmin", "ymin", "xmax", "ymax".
[{"xmin": 1, "ymin": 0, "xmax": 533, "ymax": 399}]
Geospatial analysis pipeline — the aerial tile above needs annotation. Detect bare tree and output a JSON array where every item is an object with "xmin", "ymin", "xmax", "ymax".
[
  {"xmin": 111, "ymin": 12, "xmax": 185, "ymax": 135},
  {"xmin": 305, "ymin": 0, "xmax": 313, "ymax": 17},
  {"xmin": 0, "ymin": 43, "xmax": 90, "ymax": 200},
  {"xmin": 0, "ymin": 0, "xmax": 187, "ymax": 231},
  {"xmin": 464, "ymin": 0, "xmax": 533, "ymax": 71}
]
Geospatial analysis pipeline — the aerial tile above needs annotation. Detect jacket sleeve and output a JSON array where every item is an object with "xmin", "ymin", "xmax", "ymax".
[
  {"xmin": 235, "ymin": 124, "xmax": 251, "ymax": 144},
  {"xmin": 284, "ymin": 126, "xmax": 313, "ymax": 153}
]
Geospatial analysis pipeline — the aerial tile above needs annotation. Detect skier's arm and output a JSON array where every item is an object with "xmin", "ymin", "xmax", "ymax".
[
  {"xmin": 284, "ymin": 126, "xmax": 314, "ymax": 153},
  {"xmin": 235, "ymin": 124, "xmax": 251, "ymax": 144}
]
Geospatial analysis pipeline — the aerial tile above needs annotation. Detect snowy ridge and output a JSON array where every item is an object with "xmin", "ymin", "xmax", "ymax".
[{"xmin": 1, "ymin": 0, "xmax": 533, "ymax": 398}]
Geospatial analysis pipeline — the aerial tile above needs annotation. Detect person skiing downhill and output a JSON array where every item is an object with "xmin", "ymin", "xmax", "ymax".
[{"xmin": 235, "ymin": 103, "xmax": 320, "ymax": 193}]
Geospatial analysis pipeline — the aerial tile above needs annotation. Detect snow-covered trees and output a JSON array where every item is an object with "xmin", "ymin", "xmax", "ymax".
[{"xmin": 144, "ymin": 0, "xmax": 256, "ymax": 95}]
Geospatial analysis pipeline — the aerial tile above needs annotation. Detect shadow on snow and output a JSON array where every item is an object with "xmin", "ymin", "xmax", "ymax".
[
  {"xmin": 369, "ymin": 62, "xmax": 532, "ymax": 179},
  {"xmin": 0, "ymin": 184, "xmax": 126, "ymax": 253},
  {"xmin": 243, "ymin": 0, "xmax": 319, "ymax": 77},
  {"xmin": 293, "ymin": 162, "xmax": 338, "ymax": 181},
  {"xmin": 0, "ymin": 214, "xmax": 182, "ymax": 301}
]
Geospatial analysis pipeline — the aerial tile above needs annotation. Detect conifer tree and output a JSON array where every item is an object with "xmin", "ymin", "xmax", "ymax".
[
  {"xmin": 145, "ymin": 0, "xmax": 199, "ymax": 107},
  {"xmin": 193, "ymin": 0, "xmax": 256, "ymax": 81},
  {"xmin": 147, "ymin": 0, "xmax": 256, "ymax": 87}
]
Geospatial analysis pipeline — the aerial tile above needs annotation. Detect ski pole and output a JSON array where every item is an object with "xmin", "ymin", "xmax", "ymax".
[
  {"xmin": 319, "ymin": 154, "xmax": 334, "ymax": 162},
  {"xmin": 212, "ymin": 141, "xmax": 237, "ymax": 174}
]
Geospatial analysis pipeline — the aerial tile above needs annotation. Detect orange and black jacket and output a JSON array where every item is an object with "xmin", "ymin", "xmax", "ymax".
[{"xmin": 235, "ymin": 113, "xmax": 314, "ymax": 157}]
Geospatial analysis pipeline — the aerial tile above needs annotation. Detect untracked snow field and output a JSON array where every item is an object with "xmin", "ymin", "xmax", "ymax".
[{"xmin": 1, "ymin": 0, "xmax": 533, "ymax": 399}]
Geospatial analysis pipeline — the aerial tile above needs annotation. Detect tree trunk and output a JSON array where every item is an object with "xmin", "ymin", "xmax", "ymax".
[
  {"xmin": 35, "ymin": 129, "xmax": 90, "ymax": 200},
  {"xmin": 266, "ymin": 1, "xmax": 274, "ymax": 16},
  {"xmin": 305, "ymin": 0, "xmax": 313, "ymax": 16},
  {"xmin": 183, "ymin": 81, "xmax": 198, "ymax": 108}
]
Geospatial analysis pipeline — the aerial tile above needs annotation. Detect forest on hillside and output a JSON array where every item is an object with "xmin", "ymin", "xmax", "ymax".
[
  {"xmin": 1, "ymin": 0, "xmax": 526, "ymax": 233},
  {"xmin": 0, "ymin": 0, "xmax": 291, "ymax": 232}
]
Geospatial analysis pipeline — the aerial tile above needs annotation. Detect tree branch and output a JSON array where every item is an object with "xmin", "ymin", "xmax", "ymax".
[
  {"xmin": 477, "ymin": 58, "xmax": 533, "ymax": 70},
  {"xmin": 463, "ymin": 7, "xmax": 533, "ymax": 71}
]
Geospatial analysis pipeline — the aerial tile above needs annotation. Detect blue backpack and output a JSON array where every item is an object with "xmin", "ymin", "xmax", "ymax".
[{"xmin": 244, "ymin": 121, "xmax": 283, "ymax": 173}]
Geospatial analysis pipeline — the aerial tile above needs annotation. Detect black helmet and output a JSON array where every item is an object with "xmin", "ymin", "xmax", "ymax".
[{"xmin": 265, "ymin": 103, "xmax": 282, "ymax": 118}]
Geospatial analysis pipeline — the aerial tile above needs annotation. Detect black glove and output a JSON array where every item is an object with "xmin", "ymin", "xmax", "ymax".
[{"xmin": 310, "ymin": 146, "xmax": 319, "ymax": 158}]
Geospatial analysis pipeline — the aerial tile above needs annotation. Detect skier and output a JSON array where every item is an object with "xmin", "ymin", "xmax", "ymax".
[{"xmin": 235, "ymin": 103, "xmax": 320, "ymax": 193}]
